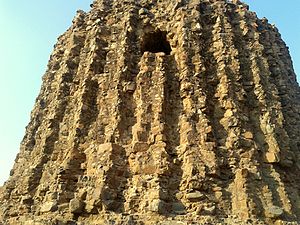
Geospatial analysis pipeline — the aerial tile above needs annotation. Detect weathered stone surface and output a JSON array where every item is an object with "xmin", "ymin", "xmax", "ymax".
[
  {"xmin": 0, "ymin": 0, "xmax": 300, "ymax": 224},
  {"xmin": 69, "ymin": 198, "xmax": 84, "ymax": 214},
  {"xmin": 40, "ymin": 201, "xmax": 58, "ymax": 213},
  {"xmin": 186, "ymin": 191, "xmax": 205, "ymax": 201},
  {"xmin": 265, "ymin": 205, "xmax": 284, "ymax": 219}
]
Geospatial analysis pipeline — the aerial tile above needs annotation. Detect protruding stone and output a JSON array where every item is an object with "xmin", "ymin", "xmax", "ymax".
[
  {"xmin": 149, "ymin": 199, "xmax": 167, "ymax": 213},
  {"xmin": 265, "ymin": 205, "xmax": 284, "ymax": 218},
  {"xmin": 132, "ymin": 141, "xmax": 149, "ymax": 153},
  {"xmin": 265, "ymin": 152, "xmax": 280, "ymax": 163},
  {"xmin": 160, "ymin": 222, "xmax": 186, "ymax": 225},
  {"xmin": 186, "ymin": 191, "xmax": 205, "ymax": 201},
  {"xmin": 139, "ymin": 8, "xmax": 148, "ymax": 16},
  {"xmin": 203, "ymin": 205, "xmax": 216, "ymax": 215},
  {"xmin": 244, "ymin": 131, "xmax": 253, "ymax": 139},
  {"xmin": 69, "ymin": 198, "xmax": 84, "ymax": 214},
  {"xmin": 171, "ymin": 202, "xmax": 186, "ymax": 214},
  {"xmin": 40, "ymin": 201, "xmax": 58, "ymax": 213}
]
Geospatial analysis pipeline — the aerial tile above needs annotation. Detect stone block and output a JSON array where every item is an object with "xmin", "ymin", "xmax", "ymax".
[
  {"xmin": 132, "ymin": 142, "xmax": 149, "ymax": 153},
  {"xmin": 148, "ymin": 199, "xmax": 167, "ymax": 213},
  {"xmin": 265, "ymin": 205, "xmax": 283, "ymax": 218},
  {"xmin": 69, "ymin": 198, "xmax": 84, "ymax": 214},
  {"xmin": 40, "ymin": 201, "xmax": 58, "ymax": 213},
  {"xmin": 186, "ymin": 191, "xmax": 205, "ymax": 201},
  {"xmin": 171, "ymin": 202, "xmax": 186, "ymax": 214},
  {"xmin": 265, "ymin": 152, "xmax": 280, "ymax": 163}
]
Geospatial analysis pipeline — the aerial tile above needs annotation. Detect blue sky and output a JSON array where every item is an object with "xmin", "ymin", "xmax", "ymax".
[
  {"xmin": 0, "ymin": 1, "xmax": 92, "ymax": 185},
  {"xmin": 244, "ymin": 0, "xmax": 300, "ymax": 77},
  {"xmin": 0, "ymin": 1, "xmax": 299, "ymax": 185}
]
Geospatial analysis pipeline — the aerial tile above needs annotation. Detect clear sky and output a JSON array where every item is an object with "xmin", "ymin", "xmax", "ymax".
[{"xmin": 0, "ymin": 1, "xmax": 299, "ymax": 185}]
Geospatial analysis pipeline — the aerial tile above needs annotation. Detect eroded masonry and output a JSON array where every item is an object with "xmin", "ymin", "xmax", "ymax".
[{"xmin": 1, "ymin": 0, "xmax": 300, "ymax": 224}]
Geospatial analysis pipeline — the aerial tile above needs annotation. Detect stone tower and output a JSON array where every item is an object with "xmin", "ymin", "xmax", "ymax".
[{"xmin": 1, "ymin": 0, "xmax": 300, "ymax": 224}]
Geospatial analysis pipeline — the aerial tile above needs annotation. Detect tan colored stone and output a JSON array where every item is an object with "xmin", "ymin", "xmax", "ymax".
[
  {"xmin": 265, "ymin": 206, "xmax": 284, "ymax": 219},
  {"xmin": 132, "ymin": 142, "xmax": 149, "ymax": 153},
  {"xmin": 40, "ymin": 201, "xmax": 58, "ymax": 213},
  {"xmin": 186, "ymin": 191, "xmax": 205, "ymax": 201},
  {"xmin": 1, "ymin": 0, "xmax": 300, "ymax": 224},
  {"xmin": 69, "ymin": 198, "xmax": 84, "ymax": 214},
  {"xmin": 265, "ymin": 151, "xmax": 280, "ymax": 163},
  {"xmin": 243, "ymin": 131, "xmax": 253, "ymax": 139}
]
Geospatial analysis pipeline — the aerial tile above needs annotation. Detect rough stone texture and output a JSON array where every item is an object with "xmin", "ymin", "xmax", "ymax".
[{"xmin": 1, "ymin": 0, "xmax": 300, "ymax": 224}]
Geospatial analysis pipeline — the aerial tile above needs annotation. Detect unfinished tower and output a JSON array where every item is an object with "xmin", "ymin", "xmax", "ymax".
[{"xmin": 1, "ymin": 0, "xmax": 300, "ymax": 224}]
